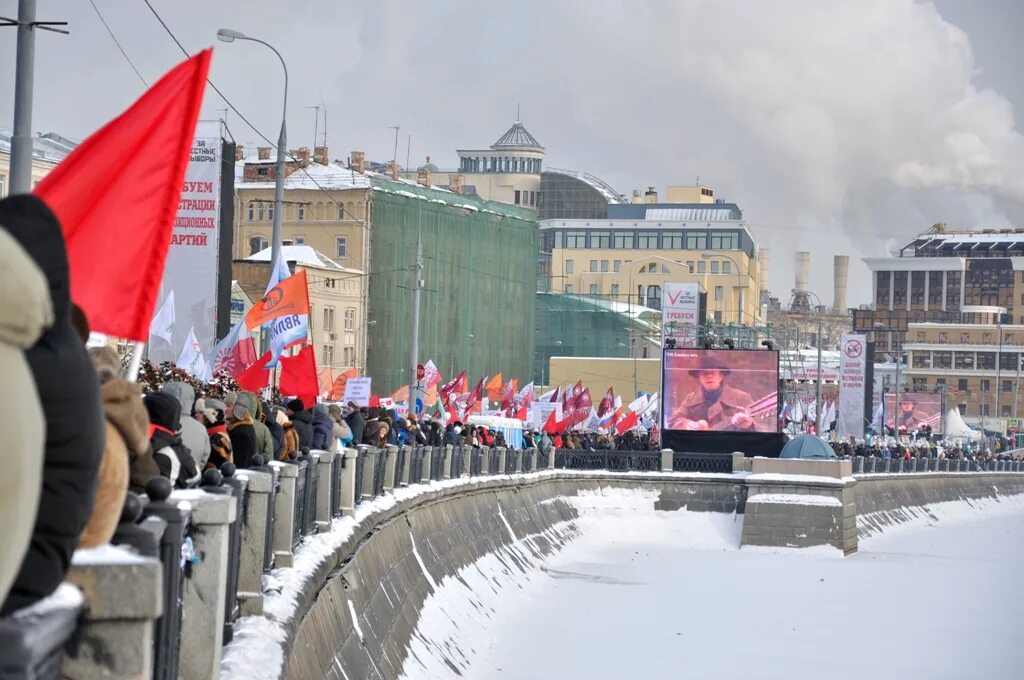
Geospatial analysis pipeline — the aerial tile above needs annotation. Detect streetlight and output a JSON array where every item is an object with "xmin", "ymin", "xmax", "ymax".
[
  {"xmin": 218, "ymin": 27, "xmax": 288, "ymax": 271},
  {"xmin": 701, "ymin": 251, "xmax": 746, "ymax": 325}
]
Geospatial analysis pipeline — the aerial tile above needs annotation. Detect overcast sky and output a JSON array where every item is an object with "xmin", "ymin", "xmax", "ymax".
[{"xmin": 2, "ymin": 0, "xmax": 1023, "ymax": 306}]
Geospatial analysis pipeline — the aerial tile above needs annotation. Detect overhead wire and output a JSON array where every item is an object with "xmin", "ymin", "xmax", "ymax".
[{"xmin": 89, "ymin": 0, "xmax": 148, "ymax": 87}]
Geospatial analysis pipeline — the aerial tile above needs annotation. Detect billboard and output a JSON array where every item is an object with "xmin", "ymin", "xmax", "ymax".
[
  {"xmin": 150, "ymin": 120, "xmax": 223, "ymax": 363},
  {"xmin": 661, "ymin": 282, "xmax": 700, "ymax": 348},
  {"xmin": 838, "ymin": 333, "xmax": 868, "ymax": 438},
  {"xmin": 663, "ymin": 349, "xmax": 779, "ymax": 433},
  {"xmin": 884, "ymin": 392, "xmax": 942, "ymax": 433}
]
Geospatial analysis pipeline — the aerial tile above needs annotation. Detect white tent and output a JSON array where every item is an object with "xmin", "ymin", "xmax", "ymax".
[{"xmin": 944, "ymin": 408, "xmax": 982, "ymax": 440}]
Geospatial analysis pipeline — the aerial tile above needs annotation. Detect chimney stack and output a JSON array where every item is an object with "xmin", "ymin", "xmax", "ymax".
[
  {"xmin": 449, "ymin": 174, "xmax": 465, "ymax": 195},
  {"xmin": 794, "ymin": 251, "xmax": 810, "ymax": 292},
  {"xmin": 757, "ymin": 248, "xmax": 771, "ymax": 296},
  {"xmin": 234, "ymin": 145, "xmax": 244, "ymax": 162},
  {"xmin": 314, "ymin": 145, "xmax": 328, "ymax": 166},
  {"xmin": 417, "ymin": 167, "xmax": 432, "ymax": 189},
  {"xmin": 257, "ymin": 146, "xmax": 271, "ymax": 161},
  {"xmin": 295, "ymin": 147, "xmax": 310, "ymax": 167},
  {"xmin": 644, "ymin": 186, "xmax": 658, "ymax": 204},
  {"xmin": 833, "ymin": 255, "xmax": 849, "ymax": 312},
  {"xmin": 350, "ymin": 151, "xmax": 365, "ymax": 174},
  {"xmin": 386, "ymin": 160, "xmax": 399, "ymax": 180}
]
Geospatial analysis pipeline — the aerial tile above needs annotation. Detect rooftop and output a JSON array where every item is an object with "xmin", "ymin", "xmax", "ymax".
[
  {"xmin": 0, "ymin": 130, "xmax": 78, "ymax": 164},
  {"xmin": 245, "ymin": 244, "xmax": 361, "ymax": 273},
  {"xmin": 491, "ymin": 121, "xmax": 543, "ymax": 151},
  {"xmin": 544, "ymin": 167, "xmax": 625, "ymax": 204},
  {"xmin": 608, "ymin": 203, "xmax": 743, "ymax": 221}
]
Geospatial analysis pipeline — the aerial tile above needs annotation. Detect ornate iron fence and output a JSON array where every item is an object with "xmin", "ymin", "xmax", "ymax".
[{"xmin": 672, "ymin": 453, "xmax": 734, "ymax": 474}]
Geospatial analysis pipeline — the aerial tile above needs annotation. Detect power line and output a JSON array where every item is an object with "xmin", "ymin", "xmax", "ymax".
[{"xmin": 89, "ymin": 0, "xmax": 148, "ymax": 87}]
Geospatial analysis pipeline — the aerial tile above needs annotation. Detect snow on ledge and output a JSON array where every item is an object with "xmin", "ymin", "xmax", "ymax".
[
  {"xmin": 746, "ymin": 493, "xmax": 843, "ymax": 507},
  {"xmin": 746, "ymin": 472, "xmax": 855, "ymax": 486},
  {"xmin": 72, "ymin": 543, "xmax": 150, "ymax": 566}
]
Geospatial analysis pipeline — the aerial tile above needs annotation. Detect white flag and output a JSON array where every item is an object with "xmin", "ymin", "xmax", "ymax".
[
  {"xmin": 149, "ymin": 290, "xmax": 175, "ymax": 344},
  {"xmin": 642, "ymin": 392, "xmax": 660, "ymax": 418},
  {"xmin": 176, "ymin": 326, "xmax": 208, "ymax": 379},
  {"xmin": 628, "ymin": 394, "xmax": 649, "ymax": 414},
  {"xmin": 793, "ymin": 400, "xmax": 804, "ymax": 422}
]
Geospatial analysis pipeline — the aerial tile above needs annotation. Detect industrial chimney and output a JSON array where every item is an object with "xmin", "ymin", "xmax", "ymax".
[
  {"xmin": 757, "ymin": 248, "xmax": 771, "ymax": 296},
  {"xmin": 794, "ymin": 251, "xmax": 810, "ymax": 292},
  {"xmin": 833, "ymin": 255, "xmax": 849, "ymax": 312}
]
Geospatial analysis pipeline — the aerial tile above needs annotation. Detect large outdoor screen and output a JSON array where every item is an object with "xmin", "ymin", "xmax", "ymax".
[
  {"xmin": 663, "ymin": 349, "xmax": 780, "ymax": 433},
  {"xmin": 884, "ymin": 392, "xmax": 942, "ymax": 433}
]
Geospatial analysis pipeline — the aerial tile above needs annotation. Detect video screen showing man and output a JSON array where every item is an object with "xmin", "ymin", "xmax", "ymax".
[
  {"xmin": 884, "ymin": 393, "xmax": 941, "ymax": 433},
  {"xmin": 663, "ymin": 350, "xmax": 779, "ymax": 433}
]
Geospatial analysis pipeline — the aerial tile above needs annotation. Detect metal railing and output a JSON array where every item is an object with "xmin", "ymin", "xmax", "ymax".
[
  {"xmin": 554, "ymin": 450, "xmax": 662, "ymax": 472},
  {"xmin": 672, "ymin": 453, "xmax": 734, "ymax": 474},
  {"xmin": 852, "ymin": 456, "xmax": 1024, "ymax": 474}
]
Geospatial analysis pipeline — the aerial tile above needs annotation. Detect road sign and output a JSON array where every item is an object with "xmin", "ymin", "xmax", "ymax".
[{"xmin": 416, "ymin": 363, "xmax": 425, "ymax": 380}]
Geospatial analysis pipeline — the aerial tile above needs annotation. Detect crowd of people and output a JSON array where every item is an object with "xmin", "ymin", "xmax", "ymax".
[{"xmin": 828, "ymin": 436, "xmax": 1023, "ymax": 462}]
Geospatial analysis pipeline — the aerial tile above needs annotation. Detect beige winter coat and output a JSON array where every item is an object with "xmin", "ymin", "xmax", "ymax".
[{"xmin": 0, "ymin": 229, "xmax": 53, "ymax": 604}]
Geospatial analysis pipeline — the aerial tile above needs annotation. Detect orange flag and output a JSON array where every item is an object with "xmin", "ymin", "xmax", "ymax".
[
  {"xmin": 328, "ymin": 368, "xmax": 357, "ymax": 401},
  {"xmin": 485, "ymin": 373, "xmax": 504, "ymax": 401},
  {"xmin": 390, "ymin": 385, "xmax": 410, "ymax": 403},
  {"xmin": 424, "ymin": 383, "xmax": 438, "ymax": 407},
  {"xmin": 34, "ymin": 50, "xmax": 212, "ymax": 340},
  {"xmin": 318, "ymin": 367, "xmax": 334, "ymax": 396},
  {"xmin": 245, "ymin": 269, "xmax": 310, "ymax": 329}
]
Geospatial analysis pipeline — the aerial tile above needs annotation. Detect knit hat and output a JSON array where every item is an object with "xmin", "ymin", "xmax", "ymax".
[{"xmin": 287, "ymin": 398, "xmax": 305, "ymax": 413}]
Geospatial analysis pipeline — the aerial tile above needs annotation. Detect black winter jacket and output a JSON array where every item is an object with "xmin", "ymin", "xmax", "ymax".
[
  {"xmin": 290, "ymin": 409, "xmax": 314, "ymax": 450},
  {"xmin": 144, "ymin": 392, "xmax": 199, "ymax": 488},
  {"xmin": 0, "ymin": 196, "xmax": 104, "ymax": 616}
]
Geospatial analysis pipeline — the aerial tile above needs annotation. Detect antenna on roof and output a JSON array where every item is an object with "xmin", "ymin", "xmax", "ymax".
[
  {"xmin": 306, "ymin": 105, "xmax": 320, "ymax": 152},
  {"xmin": 389, "ymin": 125, "xmax": 400, "ymax": 165},
  {"xmin": 516, "ymin": 103, "xmax": 520, "ymax": 122}
]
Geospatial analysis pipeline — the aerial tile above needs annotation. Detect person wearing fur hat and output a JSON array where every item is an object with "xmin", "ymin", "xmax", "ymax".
[
  {"xmin": 667, "ymin": 352, "xmax": 755, "ymax": 432},
  {"xmin": 198, "ymin": 398, "xmax": 233, "ymax": 470},
  {"xmin": 144, "ymin": 392, "xmax": 200, "ymax": 488},
  {"xmin": 328, "ymin": 404, "xmax": 353, "ymax": 449},
  {"xmin": 276, "ymin": 407, "xmax": 300, "ymax": 460},
  {"xmin": 286, "ymin": 398, "xmax": 314, "ymax": 450}
]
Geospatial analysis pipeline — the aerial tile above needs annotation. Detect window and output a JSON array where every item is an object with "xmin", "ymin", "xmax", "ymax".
[
  {"xmin": 292, "ymin": 235, "xmax": 305, "ymax": 245},
  {"xmin": 686, "ymin": 261, "xmax": 694, "ymax": 273},
  {"xmin": 611, "ymin": 284, "xmax": 620, "ymax": 296},
  {"xmin": 338, "ymin": 204, "xmax": 346, "ymax": 220},
  {"xmin": 954, "ymin": 353, "xmax": 975, "ymax": 370},
  {"xmin": 710, "ymin": 261, "xmax": 720, "ymax": 274},
  {"xmin": 0, "ymin": 174, "xmax": 5, "ymax": 197},
  {"xmin": 697, "ymin": 261, "xmax": 706, "ymax": 273},
  {"xmin": 297, "ymin": 204, "xmax": 305, "ymax": 220},
  {"xmin": 977, "ymin": 352, "xmax": 995, "ymax": 370},
  {"xmin": 980, "ymin": 379, "xmax": 990, "ymax": 392},
  {"xmin": 916, "ymin": 331, "xmax": 925, "ymax": 341},
  {"xmin": 565, "ymin": 259, "xmax": 575, "ymax": 274},
  {"xmin": 1002, "ymin": 405, "xmax": 1012, "ymax": 417},
  {"xmin": 247, "ymin": 202, "xmax": 255, "ymax": 221},
  {"xmin": 600, "ymin": 260, "xmax": 609, "ymax": 273},
  {"xmin": 637, "ymin": 231, "xmax": 659, "ymax": 249},
  {"xmin": 613, "ymin": 260, "xmax": 622, "ymax": 273},
  {"xmin": 1006, "ymin": 333, "xmax": 1015, "ymax": 344},
  {"xmin": 912, "ymin": 377, "xmax": 927, "ymax": 390},
  {"xmin": 960, "ymin": 332, "xmax": 970, "ymax": 343},
  {"xmin": 589, "ymin": 283, "xmax": 598, "ymax": 295},
  {"xmin": 709, "ymin": 232, "xmax": 737, "ymax": 249},
  {"xmin": 336, "ymin": 236, "xmax": 348, "ymax": 258},
  {"xmin": 933, "ymin": 351, "xmax": 951, "ymax": 368},
  {"xmin": 935, "ymin": 378, "xmax": 946, "ymax": 387},
  {"xmin": 267, "ymin": 204, "xmax": 274, "ymax": 221},
  {"xmin": 343, "ymin": 347, "xmax": 353, "ymax": 366},
  {"xmin": 323, "ymin": 345, "xmax": 334, "ymax": 365},
  {"xmin": 983, "ymin": 332, "xmax": 992, "ymax": 343},
  {"xmin": 714, "ymin": 285, "xmax": 724, "ymax": 301},
  {"xmin": 981, "ymin": 404, "xmax": 990, "ymax": 416},
  {"xmin": 249, "ymin": 236, "xmax": 268, "ymax": 255},
  {"xmin": 564, "ymin": 284, "xmax": 573, "ymax": 294},
  {"xmin": 722, "ymin": 261, "xmax": 731, "ymax": 274},
  {"xmin": 344, "ymin": 308, "xmax": 355, "ymax": 331},
  {"xmin": 685, "ymin": 232, "xmax": 707, "ymax": 250},
  {"xmin": 591, "ymin": 231, "xmax": 610, "ymax": 248},
  {"xmin": 323, "ymin": 306, "xmax": 335, "ymax": 332},
  {"xmin": 662, "ymin": 231, "xmax": 684, "ymax": 249},
  {"xmin": 647, "ymin": 263, "xmax": 657, "ymax": 273},
  {"xmin": 590, "ymin": 260, "xmax": 598, "ymax": 272},
  {"xmin": 257, "ymin": 203, "xmax": 265, "ymax": 221},
  {"xmin": 939, "ymin": 332, "xmax": 947, "ymax": 342},
  {"xmin": 1003, "ymin": 380, "xmax": 1013, "ymax": 393},
  {"xmin": 514, "ymin": 190, "xmax": 521, "ymax": 205},
  {"xmin": 565, "ymin": 230, "xmax": 586, "ymax": 248},
  {"xmin": 958, "ymin": 379, "xmax": 968, "ymax": 391},
  {"xmin": 613, "ymin": 231, "xmax": 634, "ymax": 248}
]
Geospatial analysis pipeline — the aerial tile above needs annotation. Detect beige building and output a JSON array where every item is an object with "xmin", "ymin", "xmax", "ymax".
[
  {"xmin": 0, "ymin": 131, "xmax": 76, "ymax": 196},
  {"xmin": 541, "ymin": 199, "xmax": 762, "ymax": 325},
  {"xmin": 904, "ymin": 321, "xmax": 1024, "ymax": 426},
  {"xmin": 233, "ymin": 245, "xmax": 364, "ymax": 375}
]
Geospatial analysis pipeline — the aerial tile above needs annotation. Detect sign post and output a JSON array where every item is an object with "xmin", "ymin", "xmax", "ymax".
[
  {"xmin": 661, "ymin": 282, "xmax": 700, "ymax": 348},
  {"xmin": 838, "ymin": 333, "xmax": 867, "ymax": 439}
]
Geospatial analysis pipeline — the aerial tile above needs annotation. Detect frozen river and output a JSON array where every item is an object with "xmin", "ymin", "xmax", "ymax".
[{"xmin": 403, "ymin": 489, "xmax": 1024, "ymax": 680}]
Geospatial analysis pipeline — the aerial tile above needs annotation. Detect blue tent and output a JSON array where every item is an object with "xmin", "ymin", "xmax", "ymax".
[{"xmin": 780, "ymin": 435, "xmax": 836, "ymax": 460}]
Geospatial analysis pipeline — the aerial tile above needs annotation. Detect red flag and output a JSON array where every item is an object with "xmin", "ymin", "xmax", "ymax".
[
  {"xmin": 500, "ymin": 378, "xmax": 519, "ymax": 412},
  {"xmin": 514, "ymin": 404, "xmax": 528, "ymax": 421},
  {"xmin": 467, "ymin": 377, "xmax": 485, "ymax": 405},
  {"xmin": 597, "ymin": 387, "xmax": 615, "ymax": 418},
  {"xmin": 548, "ymin": 386, "xmax": 560, "ymax": 403},
  {"xmin": 328, "ymin": 368, "xmax": 357, "ymax": 401},
  {"xmin": 211, "ymin": 318, "xmax": 258, "ymax": 378},
  {"xmin": 236, "ymin": 351, "xmax": 272, "ymax": 392},
  {"xmin": 542, "ymin": 409, "xmax": 560, "ymax": 434},
  {"xmin": 615, "ymin": 410, "xmax": 639, "ymax": 435},
  {"xmin": 439, "ymin": 370, "xmax": 467, "ymax": 404},
  {"xmin": 245, "ymin": 270, "xmax": 311, "ymax": 329},
  {"xmin": 34, "ymin": 50, "xmax": 212, "ymax": 340},
  {"xmin": 572, "ymin": 388, "xmax": 593, "ymax": 427},
  {"xmin": 279, "ymin": 345, "xmax": 319, "ymax": 406}
]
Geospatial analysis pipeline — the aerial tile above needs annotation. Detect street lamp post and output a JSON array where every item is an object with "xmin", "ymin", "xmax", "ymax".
[{"xmin": 217, "ymin": 28, "xmax": 288, "ymax": 270}]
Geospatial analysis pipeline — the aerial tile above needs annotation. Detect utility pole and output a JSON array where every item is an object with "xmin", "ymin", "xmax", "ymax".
[
  {"xmin": 6, "ymin": 1, "xmax": 67, "ymax": 194},
  {"xmin": 816, "ymin": 315, "xmax": 822, "ymax": 435},
  {"xmin": 409, "ymin": 201, "xmax": 424, "ymax": 413},
  {"xmin": 390, "ymin": 125, "xmax": 400, "ymax": 166}
]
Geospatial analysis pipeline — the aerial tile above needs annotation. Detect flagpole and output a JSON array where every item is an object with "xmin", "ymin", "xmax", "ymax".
[{"xmin": 127, "ymin": 341, "xmax": 146, "ymax": 382}]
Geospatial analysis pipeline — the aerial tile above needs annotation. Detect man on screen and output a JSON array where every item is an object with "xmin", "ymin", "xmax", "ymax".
[
  {"xmin": 668, "ymin": 353, "xmax": 755, "ymax": 432},
  {"xmin": 888, "ymin": 395, "xmax": 930, "ymax": 432}
]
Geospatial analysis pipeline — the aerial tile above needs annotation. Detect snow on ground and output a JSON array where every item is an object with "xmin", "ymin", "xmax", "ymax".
[{"xmin": 403, "ymin": 487, "xmax": 1024, "ymax": 680}]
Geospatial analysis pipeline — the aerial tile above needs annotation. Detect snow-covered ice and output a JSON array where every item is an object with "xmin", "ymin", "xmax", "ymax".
[{"xmin": 403, "ymin": 487, "xmax": 1024, "ymax": 680}]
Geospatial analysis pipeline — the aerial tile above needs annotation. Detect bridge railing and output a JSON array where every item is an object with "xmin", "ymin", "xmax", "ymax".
[{"xmin": 15, "ymin": 443, "xmax": 1024, "ymax": 678}]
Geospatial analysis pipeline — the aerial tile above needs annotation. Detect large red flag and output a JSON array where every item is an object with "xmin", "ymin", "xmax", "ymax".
[
  {"xmin": 571, "ymin": 388, "xmax": 593, "ymax": 427},
  {"xmin": 615, "ymin": 410, "xmax": 639, "ymax": 435},
  {"xmin": 279, "ymin": 345, "xmax": 319, "ymax": 406},
  {"xmin": 597, "ymin": 387, "xmax": 615, "ymax": 418},
  {"xmin": 439, "ymin": 370, "xmax": 467, "ymax": 404},
  {"xmin": 34, "ymin": 50, "xmax": 212, "ymax": 340},
  {"xmin": 236, "ymin": 351, "xmax": 272, "ymax": 392}
]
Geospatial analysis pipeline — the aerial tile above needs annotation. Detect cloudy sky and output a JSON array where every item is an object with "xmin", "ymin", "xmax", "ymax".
[{"xmin": 2, "ymin": 0, "xmax": 1022, "ymax": 305}]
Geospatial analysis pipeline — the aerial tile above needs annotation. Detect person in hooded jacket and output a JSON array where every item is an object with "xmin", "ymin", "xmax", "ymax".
[
  {"xmin": 345, "ymin": 402, "xmax": 365, "ymax": 445},
  {"xmin": 286, "ymin": 399, "xmax": 314, "ymax": 449},
  {"xmin": 198, "ymin": 398, "xmax": 233, "ymax": 470},
  {"xmin": 0, "ymin": 196, "xmax": 105, "ymax": 616},
  {"xmin": 144, "ymin": 392, "xmax": 200, "ymax": 488},
  {"xmin": 328, "ymin": 404, "xmax": 354, "ymax": 450},
  {"xmin": 236, "ymin": 392, "xmax": 273, "ymax": 460},
  {"xmin": 227, "ymin": 402, "xmax": 258, "ymax": 469},
  {"xmin": 310, "ymin": 403, "xmax": 335, "ymax": 450},
  {"xmin": 262, "ymin": 400, "xmax": 284, "ymax": 459},
  {"xmin": 0, "ymin": 226, "xmax": 50, "ymax": 609},
  {"xmin": 162, "ymin": 381, "xmax": 211, "ymax": 471}
]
